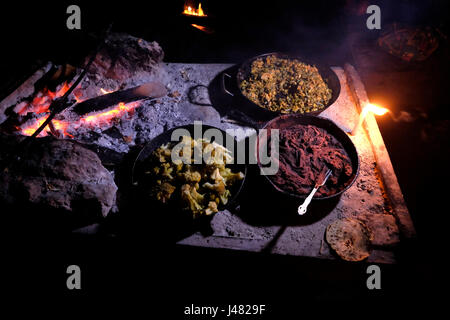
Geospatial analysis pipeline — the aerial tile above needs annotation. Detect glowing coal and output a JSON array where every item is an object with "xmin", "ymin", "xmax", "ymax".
[{"xmin": 17, "ymin": 82, "xmax": 143, "ymax": 139}]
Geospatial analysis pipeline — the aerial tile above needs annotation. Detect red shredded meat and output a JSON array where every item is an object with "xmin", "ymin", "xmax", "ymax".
[{"xmin": 270, "ymin": 124, "xmax": 353, "ymax": 197}]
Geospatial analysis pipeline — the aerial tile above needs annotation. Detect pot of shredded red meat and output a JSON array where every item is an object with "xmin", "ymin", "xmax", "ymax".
[{"xmin": 258, "ymin": 115, "xmax": 358, "ymax": 199}]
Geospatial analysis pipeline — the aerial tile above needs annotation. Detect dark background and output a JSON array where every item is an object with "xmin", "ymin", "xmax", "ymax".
[{"xmin": 1, "ymin": 0, "xmax": 448, "ymax": 314}]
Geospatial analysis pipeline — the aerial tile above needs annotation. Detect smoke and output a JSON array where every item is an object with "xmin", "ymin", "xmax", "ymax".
[{"xmin": 390, "ymin": 110, "xmax": 423, "ymax": 123}]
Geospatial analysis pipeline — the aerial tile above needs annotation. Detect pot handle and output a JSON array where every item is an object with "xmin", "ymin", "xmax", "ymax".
[{"xmin": 221, "ymin": 72, "xmax": 235, "ymax": 97}]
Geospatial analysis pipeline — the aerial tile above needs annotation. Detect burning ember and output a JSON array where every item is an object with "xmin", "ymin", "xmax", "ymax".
[
  {"xmin": 16, "ymin": 82, "xmax": 142, "ymax": 138},
  {"xmin": 183, "ymin": 3, "xmax": 207, "ymax": 17},
  {"xmin": 81, "ymin": 101, "xmax": 140, "ymax": 126},
  {"xmin": 20, "ymin": 116, "xmax": 71, "ymax": 138},
  {"xmin": 15, "ymin": 82, "xmax": 71, "ymax": 116},
  {"xmin": 100, "ymin": 88, "xmax": 113, "ymax": 95},
  {"xmin": 191, "ymin": 24, "xmax": 214, "ymax": 34}
]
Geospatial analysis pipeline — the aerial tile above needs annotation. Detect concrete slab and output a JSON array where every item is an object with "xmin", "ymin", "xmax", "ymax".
[
  {"xmin": 0, "ymin": 60, "xmax": 414, "ymax": 264},
  {"xmin": 169, "ymin": 62, "xmax": 415, "ymax": 264}
]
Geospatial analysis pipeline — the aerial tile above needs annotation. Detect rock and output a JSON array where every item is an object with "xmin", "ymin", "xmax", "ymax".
[
  {"xmin": 358, "ymin": 213, "xmax": 400, "ymax": 246},
  {"xmin": 188, "ymin": 85, "xmax": 211, "ymax": 106},
  {"xmin": 178, "ymin": 101, "xmax": 222, "ymax": 126},
  {"xmin": 0, "ymin": 135, "xmax": 117, "ymax": 228},
  {"xmin": 87, "ymin": 33, "xmax": 164, "ymax": 83}
]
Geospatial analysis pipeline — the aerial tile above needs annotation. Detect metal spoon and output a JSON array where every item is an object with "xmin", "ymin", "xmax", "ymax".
[{"xmin": 298, "ymin": 169, "xmax": 332, "ymax": 215}]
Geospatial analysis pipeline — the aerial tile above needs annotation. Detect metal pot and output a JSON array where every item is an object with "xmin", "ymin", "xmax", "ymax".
[
  {"xmin": 256, "ymin": 114, "xmax": 359, "ymax": 201},
  {"xmin": 131, "ymin": 124, "xmax": 248, "ymax": 216},
  {"xmin": 222, "ymin": 52, "xmax": 341, "ymax": 122}
]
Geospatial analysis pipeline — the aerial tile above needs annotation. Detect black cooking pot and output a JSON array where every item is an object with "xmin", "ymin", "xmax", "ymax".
[
  {"xmin": 256, "ymin": 114, "xmax": 359, "ymax": 201},
  {"xmin": 131, "ymin": 124, "xmax": 248, "ymax": 217},
  {"xmin": 222, "ymin": 52, "xmax": 341, "ymax": 122}
]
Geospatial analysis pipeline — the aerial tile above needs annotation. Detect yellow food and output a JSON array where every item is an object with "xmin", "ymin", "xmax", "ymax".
[
  {"xmin": 144, "ymin": 136, "xmax": 244, "ymax": 218},
  {"xmin": 240, "ymin": 55, "xmax": 332, "ymax": 113}
]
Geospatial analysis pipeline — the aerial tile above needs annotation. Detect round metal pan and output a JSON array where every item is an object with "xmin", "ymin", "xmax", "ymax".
[
  {"xmin": 131, "ymin": 124, "xmax": 248, "ymax": 216},
  {"xmin": 222, "ymin": 52, "xmax": 341, "ymax": 122},
  {"xmin": 256, "ymin": 114, "xmax": 359, "ymax": 201}
]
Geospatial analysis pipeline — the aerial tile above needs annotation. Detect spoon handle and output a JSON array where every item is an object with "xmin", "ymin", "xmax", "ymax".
[
  {"xmin": 298, "ymin": 186, "xmax": 318, "ymax": 215},
  {"xmin": 298, "ymin": 169, "xmax": 332, "ymax": 215}
]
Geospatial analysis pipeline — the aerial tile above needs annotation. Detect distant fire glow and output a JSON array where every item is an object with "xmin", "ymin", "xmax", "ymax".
[{"xmin": 183, "ymin": 3, "xmax": 207, "ymax": 17}]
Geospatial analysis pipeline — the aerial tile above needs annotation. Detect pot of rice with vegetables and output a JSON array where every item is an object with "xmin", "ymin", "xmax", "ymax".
[{"xmin": 235, "ymin": 53, "xmax": 340, "ymax": 116}]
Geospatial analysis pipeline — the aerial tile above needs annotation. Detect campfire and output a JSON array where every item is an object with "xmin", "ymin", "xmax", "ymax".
[
  {"xmin": 0, "ymin": 33, "xmax": 173, "ymax": 154},
  {"xmin": 0, "ymin": 33, "xmax": 174, "ymax": 227},
  {"xmin": 16, "ymin": 82, "xmax": 143, "ymax": 139},
  {"xmin": 182, "ymin": 2, "xmax": 207, "ymax": 17}
]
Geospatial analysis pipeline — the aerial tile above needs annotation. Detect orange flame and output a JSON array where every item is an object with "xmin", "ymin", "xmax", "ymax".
[
  {"xmin": 17, "ymin": 82, "xmax": 143, "ymax": 139},
  {"xmin": 17, "ymin": 82, "xmax": 72, "ymax": 116},
  {"xmin": 52, "ymin": 120, "xmax": 73, "ymax": 138},
  {"xmin": 183, "ymin": 3, "xmax": 206, "ymax": 16},
  {"xmin": 20, "ymin": 116, "xmax": 49, "ymax": 136},
  {"xmin": 81, "ymin": 101, "xmax": 140, "ymax": 126},
  {"xmin": 364, "ymin": 103, "xmax": 389, "ymax": 116},
  {"xmin": 19, "ymin": 101, "xmax": 142, "ymax": 138},
  {"xmin": 19, "ymin": 116, "xmax": 73, "ymax": 138}
]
